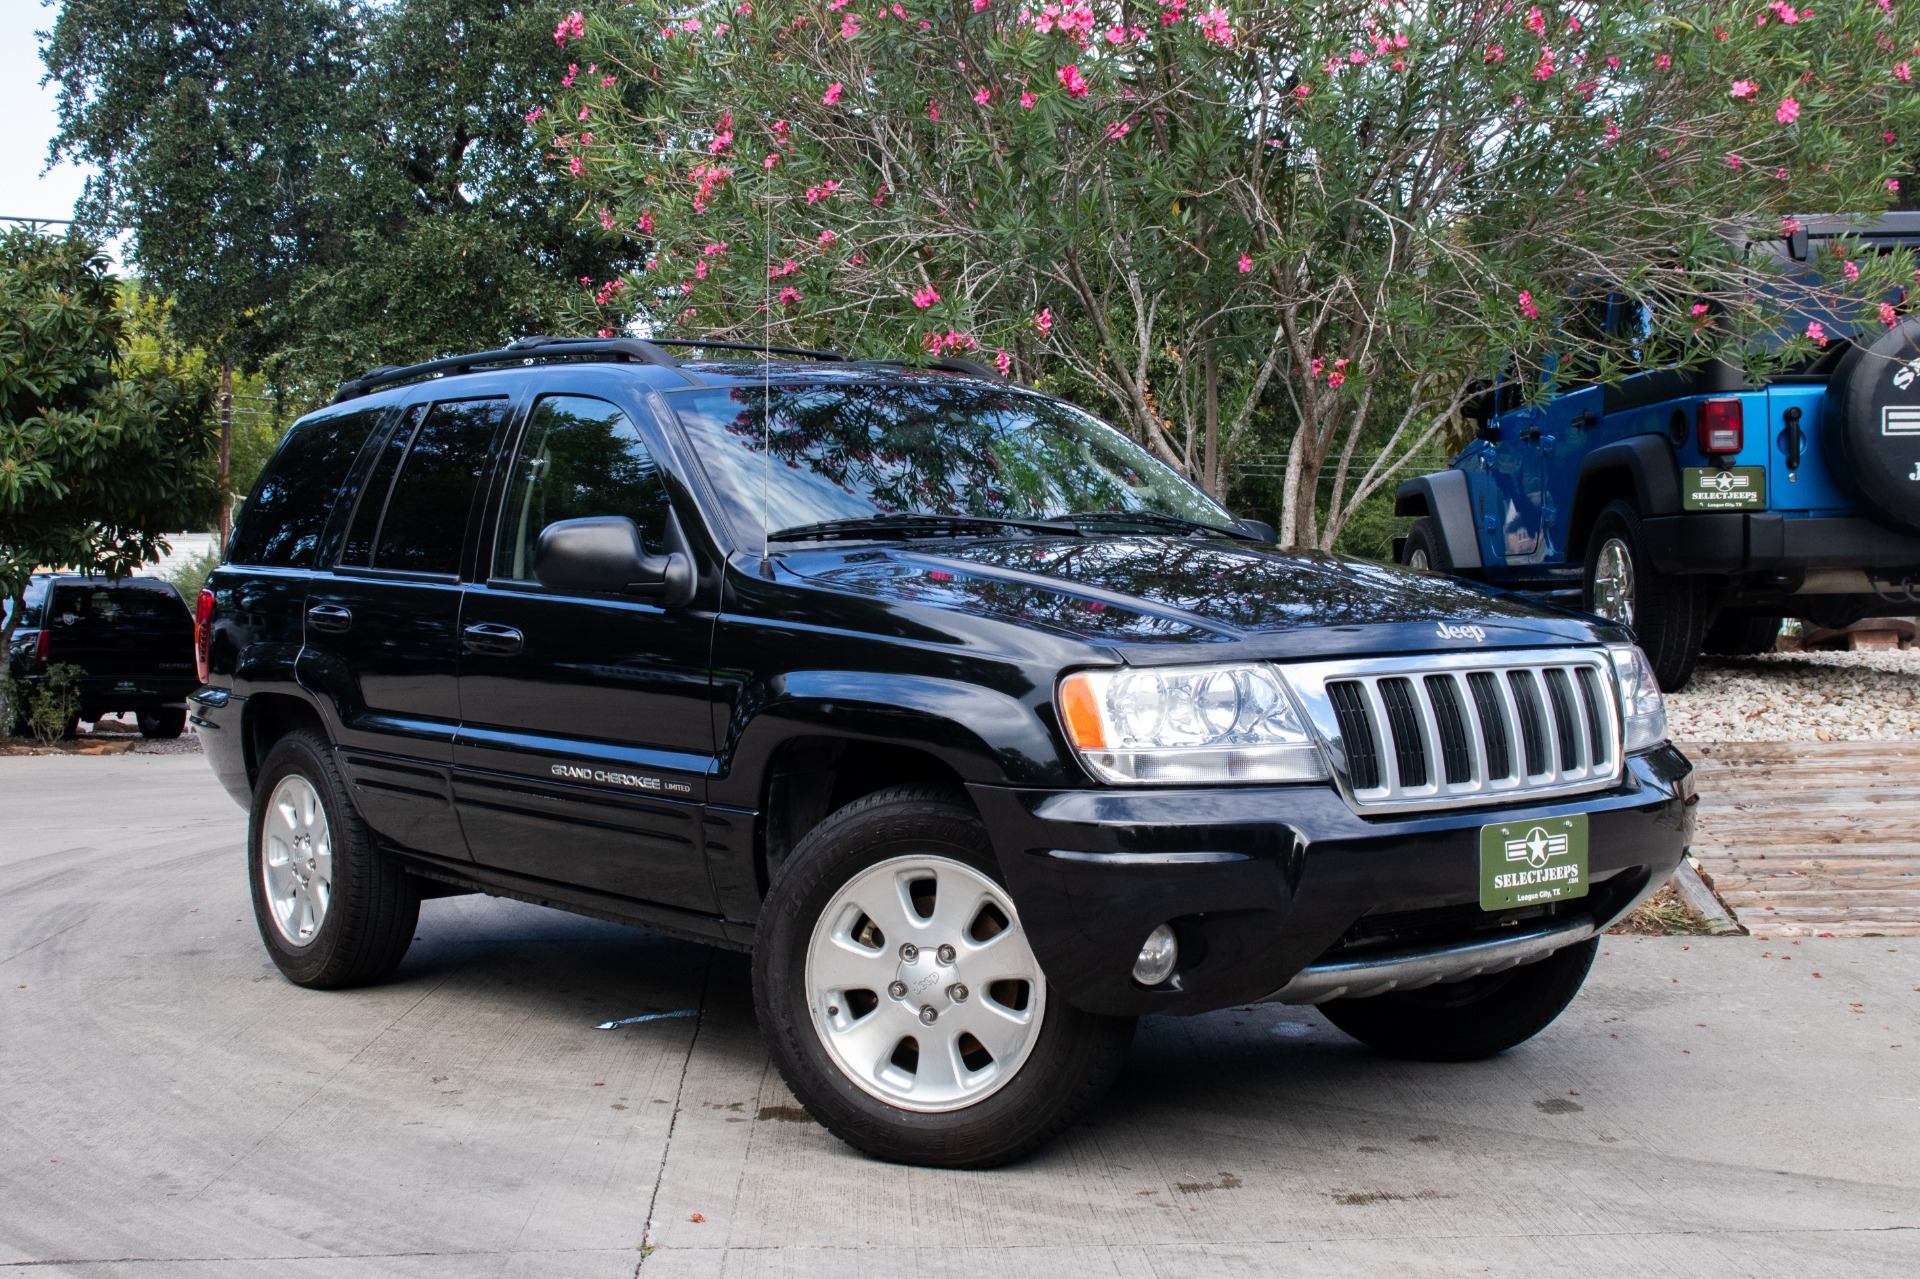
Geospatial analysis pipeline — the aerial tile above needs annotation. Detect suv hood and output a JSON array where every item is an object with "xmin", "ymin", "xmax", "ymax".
[{"xmin": 780, "ymin": 536, "xmax": 1619, "ymax": 659}]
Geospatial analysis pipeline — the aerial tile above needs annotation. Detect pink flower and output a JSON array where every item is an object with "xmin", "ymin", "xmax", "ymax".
[
  {"xmin": 598, "ymin": 208, "xmax": 616, "ymax": 232},
  {"xmin": 1843, "ymin": 260, "xmax": 1860, "ymax": 283},
  {"xmin": 927, "ymin": 100, "xmax": 941, "ymax": 121},
  {"xmin": 1897, "ymin": 63, "xmax": 1913, "ymax": 83},
  {"xmin": 1655, "ymin": 53, "xmax": 1671, "ymax": 70},
  {"xmin": 995, "ymin": 349, "xmax": 1011, "ymax": 375},
  {"xmin": 913, "ymin": 285, "xmax": 941, "ymax": 308},
  {"xmin": 1104, "ymin": 119, "xmax": 1130, "ymax": 140},
  {"xmin": 1776, "ymin": 96, "xmax": 1800, "ymax": 125},
  {"xmin": 773, "ymin": 119, "xmax": 789, "ymax": 137},
  {"xmin": 1035, "ymin": 306, "xmax": 1053, "ymax": 336},
  {"xmin": 1525, "ymin": 6, "xmax": 1546, "ymax": 35},
  {"xmin": 637, "ymin": 211, "xmax": 654, "ymax": 234},
  {"xmin": 778, "ymin": 286, "xmax": 802, "ymax": 305},
  {"xmin": 841, "ymin": 15, "xmax": 860, "ymax": 38},
  {"xmin": 1782, "ymin": 217, "xmax": 1803, "ymax": 235},
  {"xmin": 562, "ymin": 63, "xmax": 577, "ymax": 87},
  {"xmin": 1770, "ymin": 1, "xmax": 1800, "ymax": 23},
  {"xmin": 694, "ymin": 260, "xmax": 708, "ymax": 279},
  {"xmin": 818, "ymin": 229, "xmax": 838, "ymax": 245},
  {"xmin": 1532, "ymin": 51, "xmax": 1556, "ymax": 80},
  {"xmin": 1691, "ymin": 303, "xmax": 1710, "ymax": 317},
  {"xmin": 1807, "ymin": 321, "xmax": 1828, "ymax": 346},
  {"xmin": 524, "ymin": 107, "xmax": 543, "ymax": 123},
  {"xmin": 823, "ymin": 82, "xmax": 844, "ymax": 105},
  {"xmin": 765, "ymin": 153, "xmax": 780, "ymax": 169},
  {"xmin": 975, "ymin": 0, "xmax": 992, "ymax": 10},
  {"xmin": 568, "ymin": 155, "xmax": 583, "ymax": 176},
  {"xmin": 1518, "ymin": 290, "xmax": 1540, "ymax": 320},
  {"xmin": 554, "ymin": 10, "xmax": 585, "ymax": 46},
  {"xmin": 1310, "ymin": 358, "xmax": 1323, "ymax": 377},
  {"xmin": 975, "ymin": 87, "xmax": 992, "ymax": 105},
  {"xmin": 1237, "ymin": 253, "xmax": 1253, "ymax": 273},
  {"xmin": 1726, "ymin": 152, "xmax": 1743, "ymax": 169},
  {"xmin": 1891, "ymin": 179, "xmax": 1904, "ymax": 193},
  {"xmin": 1328, "ymin": 371, "xmax": 1347, "ymax": 389},
  {"xmin": 702, "ymin": 241, "xmax": 728, "ymax": 256},
  {"xmin": 1882, "ymin": 302, "xmax": 1900, "ymax": 328},
  {"xmin": 1021, "ymin": 91, "xmax": 1037, "ymax": 108},
  {"xmin": 1486, "ymin": 43, "xmax": 1504, "ymax": 63},
  {"xmin": 1104, "ymin": 25, "xmax": 1126, "ymax": 44},
  {"xmin": 1730, "ymin": 80, "xmax": 1757, "ymax": 99},
  {"xmin": 1057, "ymin": 65, "xmax": 1089, "ymax": 98},
  {"xmin": 1293, "ymin": 83, "xmax": 1311, "ymax": 98},
  {"xmin": 1193, "ymin": 7, "xmax": 1233, "ymax": 44}
]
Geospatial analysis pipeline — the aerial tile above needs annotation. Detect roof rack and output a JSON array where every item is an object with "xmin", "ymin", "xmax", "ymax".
[
  {"xmin": 646, "ymin": 338, "xmax": 851, "ymax": 362},
  {"xmin": 330, "ymin": 335, "xmax": 684, "ymax": 403}
]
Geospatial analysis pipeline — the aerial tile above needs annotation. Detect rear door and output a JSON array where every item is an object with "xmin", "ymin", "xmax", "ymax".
[
  {"xmin": 299, "ymin": 395, "xmax": 513, "ymax": 860},
  {"xmin": 453, "ymin": 392, "xmax": 720, "ymax": 913}
]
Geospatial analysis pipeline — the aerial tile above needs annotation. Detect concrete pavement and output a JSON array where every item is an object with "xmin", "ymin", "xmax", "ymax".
[{"xmin": 2, "ymin": 753, "xmax": 1915, "ymax": 1277}]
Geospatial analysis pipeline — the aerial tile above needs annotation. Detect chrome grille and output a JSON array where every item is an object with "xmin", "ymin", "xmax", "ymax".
[{"xmin": 1281, "ymin": 649, "xmax": 1622, "ymax": 813}]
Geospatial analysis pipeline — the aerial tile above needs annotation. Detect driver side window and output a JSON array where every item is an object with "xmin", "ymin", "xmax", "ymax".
[{"xmin": 493, "ymin": 395, "xmax": 672, "ymax": 582}]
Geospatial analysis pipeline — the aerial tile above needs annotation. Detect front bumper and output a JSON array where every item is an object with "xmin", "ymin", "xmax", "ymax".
[
  {"xmin": 1641, "ymin": 513, "xmax": 1920, "ymax": 575},
  {"xmin": 969, "ymin": 744, "xmax": 1693, "ymax": 1017}
]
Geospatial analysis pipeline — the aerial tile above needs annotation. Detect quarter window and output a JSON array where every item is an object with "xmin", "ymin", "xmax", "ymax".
[{"xmin": 493, "ymin": 396, "xmax": 671, "ymax": 582}]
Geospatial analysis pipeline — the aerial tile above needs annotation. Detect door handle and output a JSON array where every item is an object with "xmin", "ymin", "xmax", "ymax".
[
  {"xmin": 1519, "ymin": 427, "xmax": 1542, "ymax": 443},
  {"xmin": 461, "ymin": 623, "xmax": 524, "ymax": 656},
  {"xmin": 1570, "ymin": 410, "xmax": 1597, "ymax": 430},
  {"xmin": 306, "ymin": 604, "xmax": 353, "ymax": 633}
]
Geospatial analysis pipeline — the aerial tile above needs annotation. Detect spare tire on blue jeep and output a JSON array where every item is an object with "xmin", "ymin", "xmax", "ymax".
[{"xmin": 1822, "ymin": 314, "xmax": 1920, "ymax": 532}]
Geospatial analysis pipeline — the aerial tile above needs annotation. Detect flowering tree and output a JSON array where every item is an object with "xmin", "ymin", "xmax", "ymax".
[{"xmin": 551, "ymin": 1, "xmax": 1919, "ymax": 547}]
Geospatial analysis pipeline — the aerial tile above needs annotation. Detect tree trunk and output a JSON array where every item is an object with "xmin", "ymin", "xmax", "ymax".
[
  {"xmin": 218, "ymin": 360, "xmax": 233, "ymax": 547},
  {"xmin": 0, "ymin": 585, "xmax": 26, "ymax": 738},
  {"xmin": 1202, "ymin": 349, "xmax": 1222, "ymax": 499}
]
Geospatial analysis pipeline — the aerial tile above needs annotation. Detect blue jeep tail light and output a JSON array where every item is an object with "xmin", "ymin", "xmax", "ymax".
[{"xmin": 1699, "ymin": 399, "xmax": 1743, "ymax": 454}]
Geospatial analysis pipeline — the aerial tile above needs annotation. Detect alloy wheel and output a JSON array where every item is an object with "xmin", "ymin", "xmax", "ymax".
[
  {"xmin": 261, "ymin": 775, "xmax": 333, "ymax": 947},
  {"xmin": 1591, "ymin": 537, "xmax": 1636, "ymax": 628},
  {"xmin": 804, "ymin": 854, "xmax": 1045, "ymax": 1113}
]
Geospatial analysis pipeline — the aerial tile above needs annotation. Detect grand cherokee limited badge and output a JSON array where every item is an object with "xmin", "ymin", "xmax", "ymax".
[{"xmin": 549, "ymin": 763, "xmax": 692, "ymax": 795}]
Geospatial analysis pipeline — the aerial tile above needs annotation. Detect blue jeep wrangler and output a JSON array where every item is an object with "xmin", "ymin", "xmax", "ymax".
[{"xmin": 1395, "ymin": 213, "xmax": 1920, "ymax": 691}]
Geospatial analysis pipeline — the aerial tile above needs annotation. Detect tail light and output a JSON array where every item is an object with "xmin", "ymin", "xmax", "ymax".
[
  {"xmin": 34, "ymin": 627, "xmax": 50, "ymax": 664},
  {"xmin": 194, "ymin": 589, "xmax": 215, "ymax": 685},
  {"xmin": 1699, "ymin": 398, "xmax": 1744, "ymax": 454}
]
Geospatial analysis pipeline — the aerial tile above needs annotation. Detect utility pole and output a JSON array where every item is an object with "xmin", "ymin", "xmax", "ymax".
[{"xmin": 218, "ymin": 360, "xmax": 233, "ymax": 546}]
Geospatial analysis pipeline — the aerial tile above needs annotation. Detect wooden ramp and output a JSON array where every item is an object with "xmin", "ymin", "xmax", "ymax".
[{"xmin": 1680, "ymin": 740, "xmax": 1920, "ymax": 936}]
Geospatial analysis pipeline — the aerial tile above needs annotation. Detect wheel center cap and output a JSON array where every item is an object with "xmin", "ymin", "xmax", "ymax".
[{"xmin": 895, "ymin": 951, "xmax": 947, "ymax": 1001}]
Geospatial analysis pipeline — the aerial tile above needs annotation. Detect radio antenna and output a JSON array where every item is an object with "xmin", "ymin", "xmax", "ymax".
[{"xmin": 760, "ymin": 159, "xmax": 774, "ymax": 572}]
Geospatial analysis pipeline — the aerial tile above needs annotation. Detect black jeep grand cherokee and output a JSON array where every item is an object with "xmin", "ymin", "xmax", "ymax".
[{"xmin": 194, "ymin": 336, "xmax": 1692, "ymax": 1168}]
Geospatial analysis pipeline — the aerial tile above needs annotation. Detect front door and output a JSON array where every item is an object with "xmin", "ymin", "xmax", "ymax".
[
  {"xmin": 453, "ymin": 393, "xmax": 719, "ymax": 914},
  {"xmin": 1473, "ymin": 405, "xmax": 1548, "ymax": 564},
  {"xmin": 299, "ymin": 395, "xmax": 511, "ymax": 859}
]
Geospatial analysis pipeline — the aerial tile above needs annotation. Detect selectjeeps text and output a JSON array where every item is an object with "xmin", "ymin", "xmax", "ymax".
[{"xmin": 193, "ymin": 336, "xmax": 1693, "ymax": 1167}]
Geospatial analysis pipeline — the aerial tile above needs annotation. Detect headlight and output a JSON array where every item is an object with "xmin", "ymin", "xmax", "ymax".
[
  {"xmin": 1608, "ymin": 644, "xmax": 1668, "ymax": 753},
  {"xmin": 1057, "ymin": 663, "xmax": 1330, "ymax": 785}
]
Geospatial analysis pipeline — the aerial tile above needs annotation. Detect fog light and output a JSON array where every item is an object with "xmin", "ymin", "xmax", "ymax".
[{"xmin": 1132, "ymin": 924, "xmax": 1179, "ymax": 986}]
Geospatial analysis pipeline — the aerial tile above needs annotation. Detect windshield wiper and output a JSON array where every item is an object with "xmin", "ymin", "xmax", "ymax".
[
  {"xmin": 768, "ymin": 513, "xmax": 1081, "ymax": 542},
  {"xmin": 1063, "ymin": 510, "xmax": 1258, "ymax": 541}
]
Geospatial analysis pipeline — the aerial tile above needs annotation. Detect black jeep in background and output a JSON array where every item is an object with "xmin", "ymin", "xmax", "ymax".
[
  {"xmin": 6, "ymin": 574, "xmax": 198, "ymax": 738},
  {"xmin": 194, "ymin": 336, "xmax": 1692, "ymax": 1168}
]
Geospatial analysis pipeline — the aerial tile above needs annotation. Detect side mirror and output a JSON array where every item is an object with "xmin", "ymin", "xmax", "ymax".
[
  {"xmin": 533, "ymin": 516, "xmax": 694, "ymax": 606},
  {"xmin": 1461, "ymin": 382, "xmax": 1499, "ymax": 424},
  {"xmin": 1235, "ymin": 517, "xmax": 1277, "ymax": 543}
]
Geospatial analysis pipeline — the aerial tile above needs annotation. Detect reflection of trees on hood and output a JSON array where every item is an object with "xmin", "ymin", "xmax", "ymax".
[
  {"xmin": 952, "ymin": 541, "xmax": 1536, "ymax": 632},
  {"xmin": 710, "ymin": 381, "xmax": 1175, "ymax": 522}
]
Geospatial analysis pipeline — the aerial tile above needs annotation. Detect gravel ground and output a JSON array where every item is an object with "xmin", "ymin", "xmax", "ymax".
[{"xmin": 1666, "ymin": 647, "xmax": 1920, "ymax": 742}]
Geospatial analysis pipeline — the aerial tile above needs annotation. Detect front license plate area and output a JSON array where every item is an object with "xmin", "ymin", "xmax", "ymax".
[{"xmin": 1479, "ymin": 814, "xmax": 1590, "ymax": 911}]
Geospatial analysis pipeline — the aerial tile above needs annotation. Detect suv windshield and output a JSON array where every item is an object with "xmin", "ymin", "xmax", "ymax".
[{"xmin": 670, "ymin": 381, "xmax": 1232, "ymax": 540}]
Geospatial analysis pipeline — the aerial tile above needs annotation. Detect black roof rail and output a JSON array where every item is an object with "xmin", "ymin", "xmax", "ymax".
[
  {"xmin": 330, "ymin": 335, "xmax": 684, "ymax": 403},
  {"xmin": 646, "ymin": 337, "xmax": 851, "ymax": 361}
]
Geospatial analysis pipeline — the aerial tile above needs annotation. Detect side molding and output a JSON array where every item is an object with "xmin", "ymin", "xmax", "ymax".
[{"xmin": 1392, "ymin": 470, "xmax": 1483, "ymax": 570}]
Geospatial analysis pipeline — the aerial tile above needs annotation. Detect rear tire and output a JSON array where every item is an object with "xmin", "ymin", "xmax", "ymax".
[
  {"xmin": 1702, "ymin": 613, "xmax": 1781, "ymax": 657},
  {"xmin": 753, "ymin": 784, "xmax": 1135, "ymax": 1168},
  {"xmin": 138, "ymin": 706, "xmax": 188, "ymax": 739},
  {"xmin": 249, "ymin": 728, "xmax": 419, "ymax": 989},
  {"xmin": 1582, "ymin": 500, "xmax": 1710, "ymax": 692},
  {"xmin": 1318, "ymin": 938, "xmax": 1598, "ymax": 1062},
  {"xmin": 1400, "ymin": 518, "xmax": 1452, "ymax": 573}
]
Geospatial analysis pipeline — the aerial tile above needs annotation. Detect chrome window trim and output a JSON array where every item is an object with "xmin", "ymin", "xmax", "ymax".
[{"xmin": 1278, "ymin": 647, "xmax": 1624, "ymax": 814}]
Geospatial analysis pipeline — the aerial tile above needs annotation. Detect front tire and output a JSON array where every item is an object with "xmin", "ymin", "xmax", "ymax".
[
  {"xmin": 753, "ymin": 785, "xmax": 1135, "ymax": 1168},
  {"xmin": 1583, "ymin": 499, "xmax": 1710, "ymax": 691},
  {"xmin": 1318, "ymin": 937, "xmax": 1598, "ymax": 1062},
  {"xmin": 248, "ymin": 729, "xmax": 419, "ymax": 989},
  {"xmin": 1400, "ymin": 517, "xmax": 1452, "ymax": 573}
]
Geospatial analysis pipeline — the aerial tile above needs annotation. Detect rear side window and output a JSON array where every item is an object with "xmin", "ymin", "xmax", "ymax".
[
  {"xmin": 492, "ymin": 395, "xmax": 671, "ymax": 581},
  {"xmin": 228, "ymin": 408, "xmax": 383, "ymax": 567},
  {"xmin": 368, "ymin": 398, "xmax": 507, "ymax": 575},
  {"xmin": 47, "ymin": 584, "xmax": 190, "ymax": 626}
]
